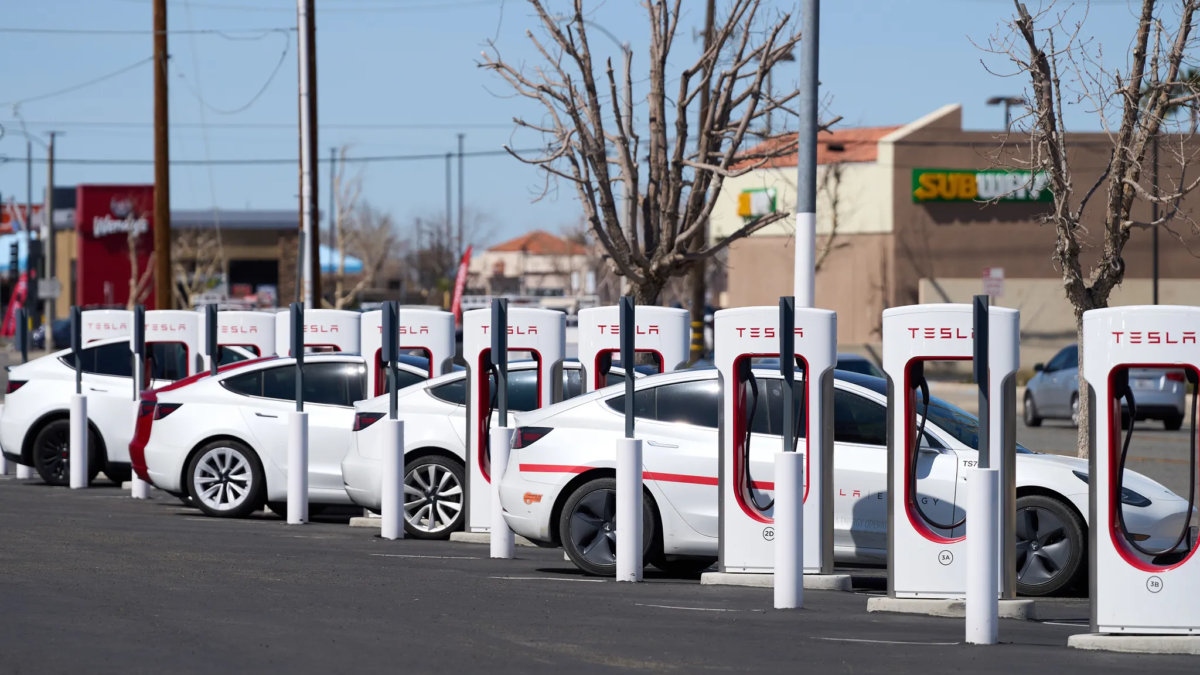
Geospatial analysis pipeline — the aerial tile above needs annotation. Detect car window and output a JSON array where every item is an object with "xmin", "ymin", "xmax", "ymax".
[
  {"xmin": 604, "ymin": 387, "xmax": 656, "ymax": 420},
  {"xmin": 218, "ymin": 346, "xmax": 253, "ymax": 365},
  {"xmin": 61, "ymin": 342, "xmax": 134, "ymax": 378},
  {"xmin": 395, "ymin": 369, "xmax": 425, "ymax": 391},
  {"xmin": 147, "ymin": 342, "xmax": 189, "ymax": 381},
  {"xmin": 228, "ymin": 362, "xmax": 365, "ymax": 407},
  {"xmin": 222, "ymin": 369, "xmax": 262, "ymax": 397},
  {"xmin": 833, "ymin": 390, "xmax": 888, "ymax": 446},
  {"xmin": 836, "ymin": 358, "xmax": 883, "ymax": 379},
  {"xmin": 430, "ymin": 377, "xmax": 466, "ymax": 406},
  {"xmin": 654, "ymin": 380, "xmax": 720, "ymax": 428},
  {"xmin": 506, "ymin": 369, "xmax": 541, "ymax": 412},
  {"xmin": 1046, "ymin": 345, "xmax": 1077, "ymax": 372},
  {"xmin": 563, "ymin": 368, "xmax": 583, "ymax": 400}
]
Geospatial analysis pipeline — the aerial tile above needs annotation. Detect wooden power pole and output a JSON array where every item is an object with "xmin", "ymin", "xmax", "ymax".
[
  {"xmin": 687, "ymin": 0, "xmax": 716, "ymax": 364},
  {"xmin": 297, "ymin": 0, "xmax": 321, "ymax": 307},
  {"xmin": 153, "ymin": 0, "xmax": 172, "ymax": 309}
]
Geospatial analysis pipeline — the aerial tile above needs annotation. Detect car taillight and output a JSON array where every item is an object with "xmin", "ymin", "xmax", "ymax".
[
  {"xmin": 154, "ymin": 403, "xmax": 182, "ymax": 420},
  {"xmin": 138, "ymin": 401, "xmax": 156, "ymax": 418},
  {"xmin": 513, "ymin": 427, "xmax": 552, "ymax": 449},
  {"xmin": 6, "ymin": 380, "xmax": 27, "ymax": 394},
  {"xmin": 353, "ymin": 412, "xmax": 385, "ymax": 432},
  {"xmin": 1166, "ymin": 371, "xmax": 1186, "ymax": 382}
]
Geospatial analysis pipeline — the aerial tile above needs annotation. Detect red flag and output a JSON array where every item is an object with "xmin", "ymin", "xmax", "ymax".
[
  {"xmin": 2, "ymin": 272, "xmax": 29, "ymax": 337},
  {"xmin": 450, "ymin": 245, "xmax": 473, "ymax": 325}
]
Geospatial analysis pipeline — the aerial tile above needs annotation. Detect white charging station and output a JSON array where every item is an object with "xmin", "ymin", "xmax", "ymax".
[
  {"xmin": 713, "ymin": 305, "xmax": 836, "ymax": 575},
  {"xmin": 81, "ymin": 309, "xmax": 133, "ymax": 343},
  {"xmin": 1080, "ymin": 306, "xmax": 1200, "ymax": 638},
  {"xmin": 462, "ymin": 306, "xmax": 565, "ymax": 533},
  {"xmin": 274, "ymin": 309, "xmax": 361, "ymax": 355},
  {"xmin": 577, "ymin": 305, "xmax": 689, "ymax": 392},
  {"xmin": 361, "ymin": 308, "xmax": 456, "ymax": 396},
  {"xmin": 881, "ymin": 304, "xmax": 1018, "ymax": 599},
  {"xmin": 142, "ymin": 310, "xmax": 201, "ymax": 376},
  {"xmin": 199, "ymin": 310, "xmax": 278, "ymax": 370}
]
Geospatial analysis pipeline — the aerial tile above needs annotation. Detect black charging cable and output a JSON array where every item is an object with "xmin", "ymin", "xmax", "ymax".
[
  {"xmin": 483, "ymin": 361, "xmax": 500, "ymax": 464},
  {"xmin": 909, "ymin": 373, "xmax": 967, "ymax": 531}
]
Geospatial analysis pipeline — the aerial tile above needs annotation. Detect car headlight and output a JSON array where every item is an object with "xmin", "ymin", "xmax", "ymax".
[{"xmin": 1072, "ymin": 470, "xmax": 1153, "ymax": 507}]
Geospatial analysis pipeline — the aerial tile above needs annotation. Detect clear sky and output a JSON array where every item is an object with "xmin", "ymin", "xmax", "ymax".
[{"xmin": 0, "ymin": 0, "xmax": 1157, "ymax": 248}]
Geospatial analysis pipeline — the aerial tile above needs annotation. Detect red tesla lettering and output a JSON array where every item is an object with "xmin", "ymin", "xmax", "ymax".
[
  {"xmin": 736, "ymin": 328, "xmax": 745, "ymax": 337},
  {"xmin": 765, "ymin": 328, "xmax": 776, "ymax": 339},
  {"xmin": 924, "ymin": 328, "xmax": 936, "ymax": 339},
  {"xmin": 908, "ymin": 328, "xmax": 919, "ymax": 338},
  {"xmin": 1186, "ymin": 332, "xmax": 1196, "ymax": 344},
  {"xmin": 1130, "ymin": 332, "xmax": 1142, "ymax": 344},
  {"xmin": 794, "ymin": 327, "xmax": 804, "ymax": 337},
  {"xmin": 940, "ymin": 328, "xmax": 951, "ymax": 339},
  {"xmin": 1149, "ymin": 331, "xmax": 1161, "ymax": 344},
  {"xmin": 1167, "ymin": 332, "xmax": 1178, "ymax": 344},
  {"xmin": 1112, "ymin": 331, "xmax": 1123, "ymax": 343}
]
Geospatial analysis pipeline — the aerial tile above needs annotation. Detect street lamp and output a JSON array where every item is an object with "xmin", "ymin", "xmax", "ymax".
[{"xmin": 987, "ymin": 96, "xmax": 1026, "ymax": 131}]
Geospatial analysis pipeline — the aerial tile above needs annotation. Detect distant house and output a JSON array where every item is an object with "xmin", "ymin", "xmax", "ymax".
[{"xmin": 467, "ymin": 230, "xmax": 592, "ymax": 299}]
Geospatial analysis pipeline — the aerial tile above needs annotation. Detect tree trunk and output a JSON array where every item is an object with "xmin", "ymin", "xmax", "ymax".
[
  {"xmin": 632, "ymin": 276, "xmax": 665, "ymax": 306},
  {"xmin": 1075, "ymin": 310, "xmax": 1089, "ymax": 459}
]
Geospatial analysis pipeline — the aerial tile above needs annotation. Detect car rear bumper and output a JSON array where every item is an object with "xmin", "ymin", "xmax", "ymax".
[
  {"xmin": 498, "ymin": 461, "xmax": 556, "ymax": 543},
  {"xmin": 341, "ymin": 449, "xmax": 381, "ymax": 513}
]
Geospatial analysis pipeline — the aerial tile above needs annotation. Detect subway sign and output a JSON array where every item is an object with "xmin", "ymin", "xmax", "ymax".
[{"xmin": 912, "ymin": 169, "xmax": 1052, "ymax": 203}]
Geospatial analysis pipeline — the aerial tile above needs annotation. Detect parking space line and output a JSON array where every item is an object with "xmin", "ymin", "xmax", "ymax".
[
  {"xmin": 371, "ymin": 554, "xmax": 481, "ymax": 560},
  {"xmin": 489, "ymin": 576, "xmax": 607, "ymax": 583},
  {"xmin": 635, "ymin": 603, "xmax": 763, "ymax": 612},
  {"xmin": 815, "ymin": 637, "xmax": 960, "ymax": 646}
]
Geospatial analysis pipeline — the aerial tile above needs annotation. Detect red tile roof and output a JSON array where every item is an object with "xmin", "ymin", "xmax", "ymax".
[
  {"xmin": 488, "ymin": 230, "xmax": 586, "ymax": 255},
  {"xmin": 732, "ymin": 125, "xmax": 902, "ymax": 170}
]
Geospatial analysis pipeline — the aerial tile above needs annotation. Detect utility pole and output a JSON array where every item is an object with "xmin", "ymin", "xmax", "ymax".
[
  {"xmin": 1152, "ymin": 133, "xmax": 1159, "ymax": 305},
  {"xmin": 153, "ymin": 0, "xmax": 172, "ymax": 310},
  {"xmin": 457, "ymin": 134, "xmax": 465, "ymax": 260},
  {"xmin": 621, "ymin": 42, "xmax": 633, "ymax": 298},
  {"xmin": 794, "ymin": 0, "xmax": 819, "ymax": 307},
  {"xmin": 687, "ymin": 0, "xmax": 716, "ymax": 365},
  {"xmin": 297, "ymin": 0, "xmax": 320, "ymax": 309},
  {"xmin": 328, "ymin": 146, "xmax": 336, "ymax": 256},
  {"xmin": 445, "ymin": 152, "xmax": 452, "ymax": 250},
  {"xmin": 24, "ymin": 139, "xmax": 32, "ymax": 290},
  {"xmin": 44, "ymin": 132, "xmax": 56, "ymax": 349}
]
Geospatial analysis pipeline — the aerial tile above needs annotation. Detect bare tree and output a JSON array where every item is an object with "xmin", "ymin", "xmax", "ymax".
[
  {"xmin": 814, "ymin": 161, "xmax": 849, "ymax": 273},
  {"xmin": 327, "ymin": 201, "xmax": 401, "ymax": 310},
  {"xmin": 990, "ymin": 0, "xmax": 1200, "ymax": 456},
  {"xmin": 127, "ymin": 228, "xmax": 154, "ymax": 310},
  {"xmin": 482, "ymin": 0, "xmax": 838, "ymax": 304},
  {"xmin": 171, "ymin": 228, "xmax": 225, "ymax": 309}
]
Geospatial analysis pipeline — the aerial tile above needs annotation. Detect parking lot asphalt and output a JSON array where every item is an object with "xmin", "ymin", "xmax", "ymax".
[{"xmin": 1, "ymin": 478, "xmax": 1196, "ymax": 674}]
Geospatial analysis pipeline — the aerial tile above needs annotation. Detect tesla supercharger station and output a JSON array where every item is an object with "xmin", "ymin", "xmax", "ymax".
[
  {"xmin": 463, "ymin": 306, "xmax": 565, "ymax": 533},
  {"xmin": 274, "ymin": 309, "xmax": 361, "ymax": 355},
  {"xmin": 1078, "ymin": 306, "xmax": 1200, "ymax": 640},
  {"xmin": 577, "ymin": 305, "xmax": 689, "ymax": 392},
  {"xmin": 81, "ymin": 309, "xmax": 133, "ymax": 343},
  {"xmin": 881, "ymin": 303, "xmax": 1018, "ymax": 601},
  {"xmin": 361, "ymin": 308, "xmax": 456, "ymax": 395},
  {"xmin": 714, "ymin": 304, "xmax": 837, "ymax": 576},
  {"xmin": 143, "ymin": 310, "xmax": 201, "ymax": 376},
  {"xmin": 199, "ymin": 310, "xmax": 277, "ymax": 370}
]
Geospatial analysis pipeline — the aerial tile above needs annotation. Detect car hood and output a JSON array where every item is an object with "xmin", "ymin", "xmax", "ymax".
[{"xmin": 1015, "ymin": 451, "xmax": 1185, "ymax": 502}]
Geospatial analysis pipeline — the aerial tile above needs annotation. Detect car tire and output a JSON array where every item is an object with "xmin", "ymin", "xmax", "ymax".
[
  {"xmin": 650, "ymin": 555, "xmax": 717, "ymax": 576},
  {"xmin": 186, "ymin": 440, "xmax": 264, "ymax": 519},
  {"xmin": 1015, "ymin": 494, "xmax": 1086, "ymax": 597},
  {"xmin": 1163, "ymin": 414, "xmax": 1184, "ymax": 431},
  {"xmin": 32, "ymin": 419, "xmax": 100, "ymax": 487},
  {"xmin": 104, "ymin": 464, "xmax": 132, "ymax": 485},
  {"xmin": 266, "ymin": 502, "xmax": 327, "ymax": 518},
  {"xmin": 403, "ymin": 455, "xmax": 466, "ymax": 540},
  {"xmin": 1023, "ymin": 392, "xmax": 1043, "ymax": 427},
  {"xmin": 559, "ymin": 477, "xmax": 655, "ymax": 577},
  {"xmin": 1070, "ymin": 393, "xmax": 1080, "ymax": 427}
]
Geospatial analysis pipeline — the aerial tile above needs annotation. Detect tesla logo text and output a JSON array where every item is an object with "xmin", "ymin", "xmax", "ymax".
[
  {"xmin": 1112, "ymin": 331, "xmax": 1196, "ymax": 344},
  {"xmin": 596, "ymin": 324, "xmax": 660, "ymax": 335},
  {"xmin": 375, "ymin": 326, "xmax": 431, "ymax": 335},
  {"xmin": 304, "ymin": 325, "xmax": 340, "ymax": 333},
  {"xmin": 523, "ymin": 492, "xmax": 543, "ymax": 505},
  {"xmin": 734, "ymin": 327, "xmax": 803, "ymax": 338},
  {"xmin": 221, "ymin": 326, "xmax": 259, "ymax": 334},
  {"xmin": 481, "ymin": 326, "xmax": 539, "ymax": 335},
  {"xmin": 908, "ymin": 327, "xmax": 972, "ymax": 339},
  {"xmin": 87, "ymin": 322, "xmax": 128, "ymax": 331},
  {"xmin": 146, "ymin": 323, "xmax": 186, "ymax": 332},
  {"xmin": 838, "ymin": 489, "xmax": 864, "ymax": 498}
]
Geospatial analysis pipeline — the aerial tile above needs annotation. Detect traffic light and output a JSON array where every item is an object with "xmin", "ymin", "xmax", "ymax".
[{"xmin": 8, "ymin": 242, "xmax": 18, "ymax": 283}]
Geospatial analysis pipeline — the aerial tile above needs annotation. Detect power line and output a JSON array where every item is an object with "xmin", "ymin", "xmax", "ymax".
[
  {"xmin": 0, "ymin": 26, "xmax": 295, "ymax": 35},
  {"xmin": 12, "ymin": 148, "xmax": 538, "ymax": 166},
  {"xmin": 0, "ymin": 119, "xmax": 514, "ymax": 130},
  {"xmin": 170, "ymin": 30, "xmax": 290, "ymax": 114},
  {"xmin": 102, "ymin": 0, "xmax": 503, "ymax": 12},
  {"xmin": 0, "ymin": 57, "xmax": 154, "ymax": 107}
]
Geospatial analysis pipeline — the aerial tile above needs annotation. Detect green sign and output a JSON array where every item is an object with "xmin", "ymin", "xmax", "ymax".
[{"xmin": 912, "ymin": 169, "xmax": 1052, "ymax": 203}]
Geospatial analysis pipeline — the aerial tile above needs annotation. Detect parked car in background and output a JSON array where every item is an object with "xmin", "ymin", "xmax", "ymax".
[
  {"xmin": 835, "ymin": 353, "xmax": 884, "ymax": 378},
  {"xmin": 1024, "ymin": 344, "xmax": 1188, "ymax": 429}
]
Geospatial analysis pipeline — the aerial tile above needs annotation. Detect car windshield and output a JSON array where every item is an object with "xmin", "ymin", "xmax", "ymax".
[{"xmin": 917, "ymin": 392, "xmax": 1032, "ymax": 454}]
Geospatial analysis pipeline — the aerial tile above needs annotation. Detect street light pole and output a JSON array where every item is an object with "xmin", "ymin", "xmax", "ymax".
[
  {"xmin": 457, "ymin": 133, "xmax": 465, "ymax": 260},
  {"xmin": 794, "ymin": 0, "xmax": 819, "ymax": 308},
  {"xmin": 153, "ymin": 0, "xmax": 172, "ymax": 310},
  {"xmin": 44, "ymin": 131, "xmax": 56, "ymax": 349}
]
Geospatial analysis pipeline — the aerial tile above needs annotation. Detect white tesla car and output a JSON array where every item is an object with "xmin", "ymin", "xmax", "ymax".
[
  {"xmin": 0, "ymin": 338, "xmax": 255, "ymax": 486},
  {"xmin": 134, "ymin": 354, "xmax": 432, "ymax": 518},
  {"xmin": 342, "ymin": 361, "xmax": 646, "ymax": 539},
  {"xmin": 498, "ymin": 368, "xmax": 1196, "ymax": 596}
]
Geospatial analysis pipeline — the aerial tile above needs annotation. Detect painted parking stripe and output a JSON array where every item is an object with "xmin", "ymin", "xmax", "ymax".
[
  {"xmin": 815, "ymin": 637, "xmax": 960, "ymax": 646},
  {"xmin": 489, "ymin": 576, "xmax": 606, "ymax": 583},
  {"xmin": 371, "ymin": 553, "xmax": 481, "ymax": 560},
  {"xmin": 635, "ymin": 603, "xmax": 763, "ymax": 613},
  {"xmin": 518, "ymin": 464, "xmax": 774, "ymax": 489}
]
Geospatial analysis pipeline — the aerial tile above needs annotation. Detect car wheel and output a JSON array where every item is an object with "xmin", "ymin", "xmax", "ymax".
[
  {"xmin": 104, "ymin": 465, "xmax": 132, "ymax": 485},
  {"xmin": 187, "ymin": 440, "xmax": 264, "ymax": 518},
  {"xmin": 1023, "ymin": 392, "xmax": 1043, "ymax": 427},
  {"xmin": 650, "ymin": 555, "xmax": 717, "ymax": 576},
  {"xmin": 1015, "ymin": 494, "xmax": 1086, "ymax": 597},
  {"xmin": 32, "ymin": 419, "xmax": 99, "ymax": 487},
  {"xmin": 1164, "ymin": 414, "xmax": 1184, "ymax": 431},
  {"xmin": 559, "ymin": 477, "xmax": 655, "ymax": 577},
  {"xmin": 1070, "ymin": 393, "xmax": 1080, "ymax": 427},
  {"xmin": 403, "ymin": 455, "xmax": 465, "ymax": 539}
]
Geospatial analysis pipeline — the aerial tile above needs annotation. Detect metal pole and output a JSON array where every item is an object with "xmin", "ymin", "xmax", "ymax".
[
  {"xmin": 688, "ymin": 0, "xmax": 716, "ymax": 364},
  {"xmin": 974, "ymin": 294, "xmax": 990, "ymax": 470},
  {"xmin": 153, "ymin": 0, "xmax": 172, "ymax": 310},
  {"xmin": 491, "ymin": 298, "xmax": 508, "ymax": 425},
  {"xmin": 297, "ymin": 0, "xmax": 319, "ymax": 310},
  {"xmin": 457, "ymin": 134, "xmax": 465, "ymax": 260},
  {"xmin": 44, "ymin": 132, "xmax": 56, "ymax": 348},
  {"xmin": 445, "ymin": 152, "xmax": 452, "ymax": 250},
  {"xmin": 794, "ymin": 0, "xmax": 819, "ymax": 308},
  {"xmin": 620, "ymin": 296, "xmax": 635, "ymax": 439},
  {"xmin": 24, "ymin": 140, "xmax": 31, "ymax": 286},
  {"xmin": 621, "ymin": 46, "xmax": 634, "ymax": 298},
  {"xmin": 1152, "ymin": 133, "xmax": 1159, "ymax": 305},
  {"xmin": 780, "ymin": 297, "xmax": 795, "ymax": 454},
  {"xmin": 328, "ymin": 146, "xmax": 336, "ymax": 257}
]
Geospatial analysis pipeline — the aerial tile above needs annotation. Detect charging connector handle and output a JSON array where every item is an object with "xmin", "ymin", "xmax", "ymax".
[{"xmin": 910, "ymin": 372, "xmax": 966, "ymax": 531}]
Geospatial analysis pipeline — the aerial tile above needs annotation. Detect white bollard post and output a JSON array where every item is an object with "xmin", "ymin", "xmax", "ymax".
[
  {"xmin": 69, "ymin": 394, "xmax": 88, "ymax": 489},
  {"xmin": 16, "ymin": 463, "xmax": 33, "ymax": 479},
  {"xmin": 380, "ymin": 419, "xmax": 405, "ymax": 540},
  {"xmin": 774, "ymin": 451, "xmax": 804, "ymax": 609},
  {"xmin": 616, "ymin": 437, "xmax": 644, "ymax": 582},
  {"xmin": 966, "ymin": 468, "xmax": 1000, "ymax": 645},
  {"xmin": 490, "ymin": 426, "xmax": 515, "ymax": 558},
  {"xmin": 287, "ymin": 411, "xmax": 309, "ymax": 524}
]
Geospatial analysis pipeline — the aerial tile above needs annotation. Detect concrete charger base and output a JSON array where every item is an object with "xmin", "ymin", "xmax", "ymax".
[
  {"xmin": 1068, "ymin": 634, "xmax": 1200, "ymax": 655},
  {"xmin": 700, "ymin": 572, "xmax": 854, "ymax": 591},
  {"xmin": 866, "ymin": 596, "xmax": 1037, "ymax": 620}
]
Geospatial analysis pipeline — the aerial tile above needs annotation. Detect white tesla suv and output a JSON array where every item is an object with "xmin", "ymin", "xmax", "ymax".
[
  {"xmin": 134, "ymin": 353, "xmax": 431, "ymax": 518},
  {"xmin": 498, "ymin": 368, "xmax": 1196, "ymax": 596},
  {"xmin": 0, "ymin": 338, "xmax": 254, "ymax": 486}
]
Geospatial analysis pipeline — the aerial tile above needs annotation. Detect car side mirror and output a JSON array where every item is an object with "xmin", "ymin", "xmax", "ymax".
[{"xmin": 1033, "ymin": 363, "xmax": 1045, "ymax": 373}]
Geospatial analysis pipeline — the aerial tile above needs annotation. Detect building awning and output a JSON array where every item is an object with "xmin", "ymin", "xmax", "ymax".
[{"xmin": 320, "ymin": 245, "xmax": 363, "ymax": 274}]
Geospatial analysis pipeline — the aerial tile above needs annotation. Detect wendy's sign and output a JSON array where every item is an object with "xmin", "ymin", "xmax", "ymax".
[{"xmin": 75, "ymin": 185, "xmax": 155, "ymax": 308}]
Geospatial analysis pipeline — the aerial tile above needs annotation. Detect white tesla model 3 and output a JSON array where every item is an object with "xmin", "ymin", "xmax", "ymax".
[
  {"xmin": 498, "ymin": 368, "xmax": 1196, "ymax": 596},
  {"xmin": 134, "ymin": 353, "xmax": 431, "ymax": 517},
  {"xmin": 0, "ymin": 338, "xmax": 255, "ymax": 486}
]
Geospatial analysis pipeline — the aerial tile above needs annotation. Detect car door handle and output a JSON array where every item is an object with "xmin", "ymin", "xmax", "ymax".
[
  {"xmin": 255, "ymin": 412, "xmax": 278, "ymax": 419},
  {"xmin": 646, "ymin": 440, "xmax": 677, "ymax": 448},
  {"xmin": 88, "ymin": 387, "xmax": 108, "ymax": 393}
]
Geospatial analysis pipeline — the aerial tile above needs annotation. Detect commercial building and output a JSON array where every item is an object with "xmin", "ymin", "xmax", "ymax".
[
  {"xmin": 709, "ymin": 104, "xmax": 1200, "ymax": 364},
  {"xmin": 465, "ymin": 230, "xmax": 595, "ymax": 311}
]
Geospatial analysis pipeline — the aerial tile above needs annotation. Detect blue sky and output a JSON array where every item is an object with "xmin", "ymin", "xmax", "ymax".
[{"xmin": 0, "ymin": 0, "xmax": 1155, "ymax": 247}]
